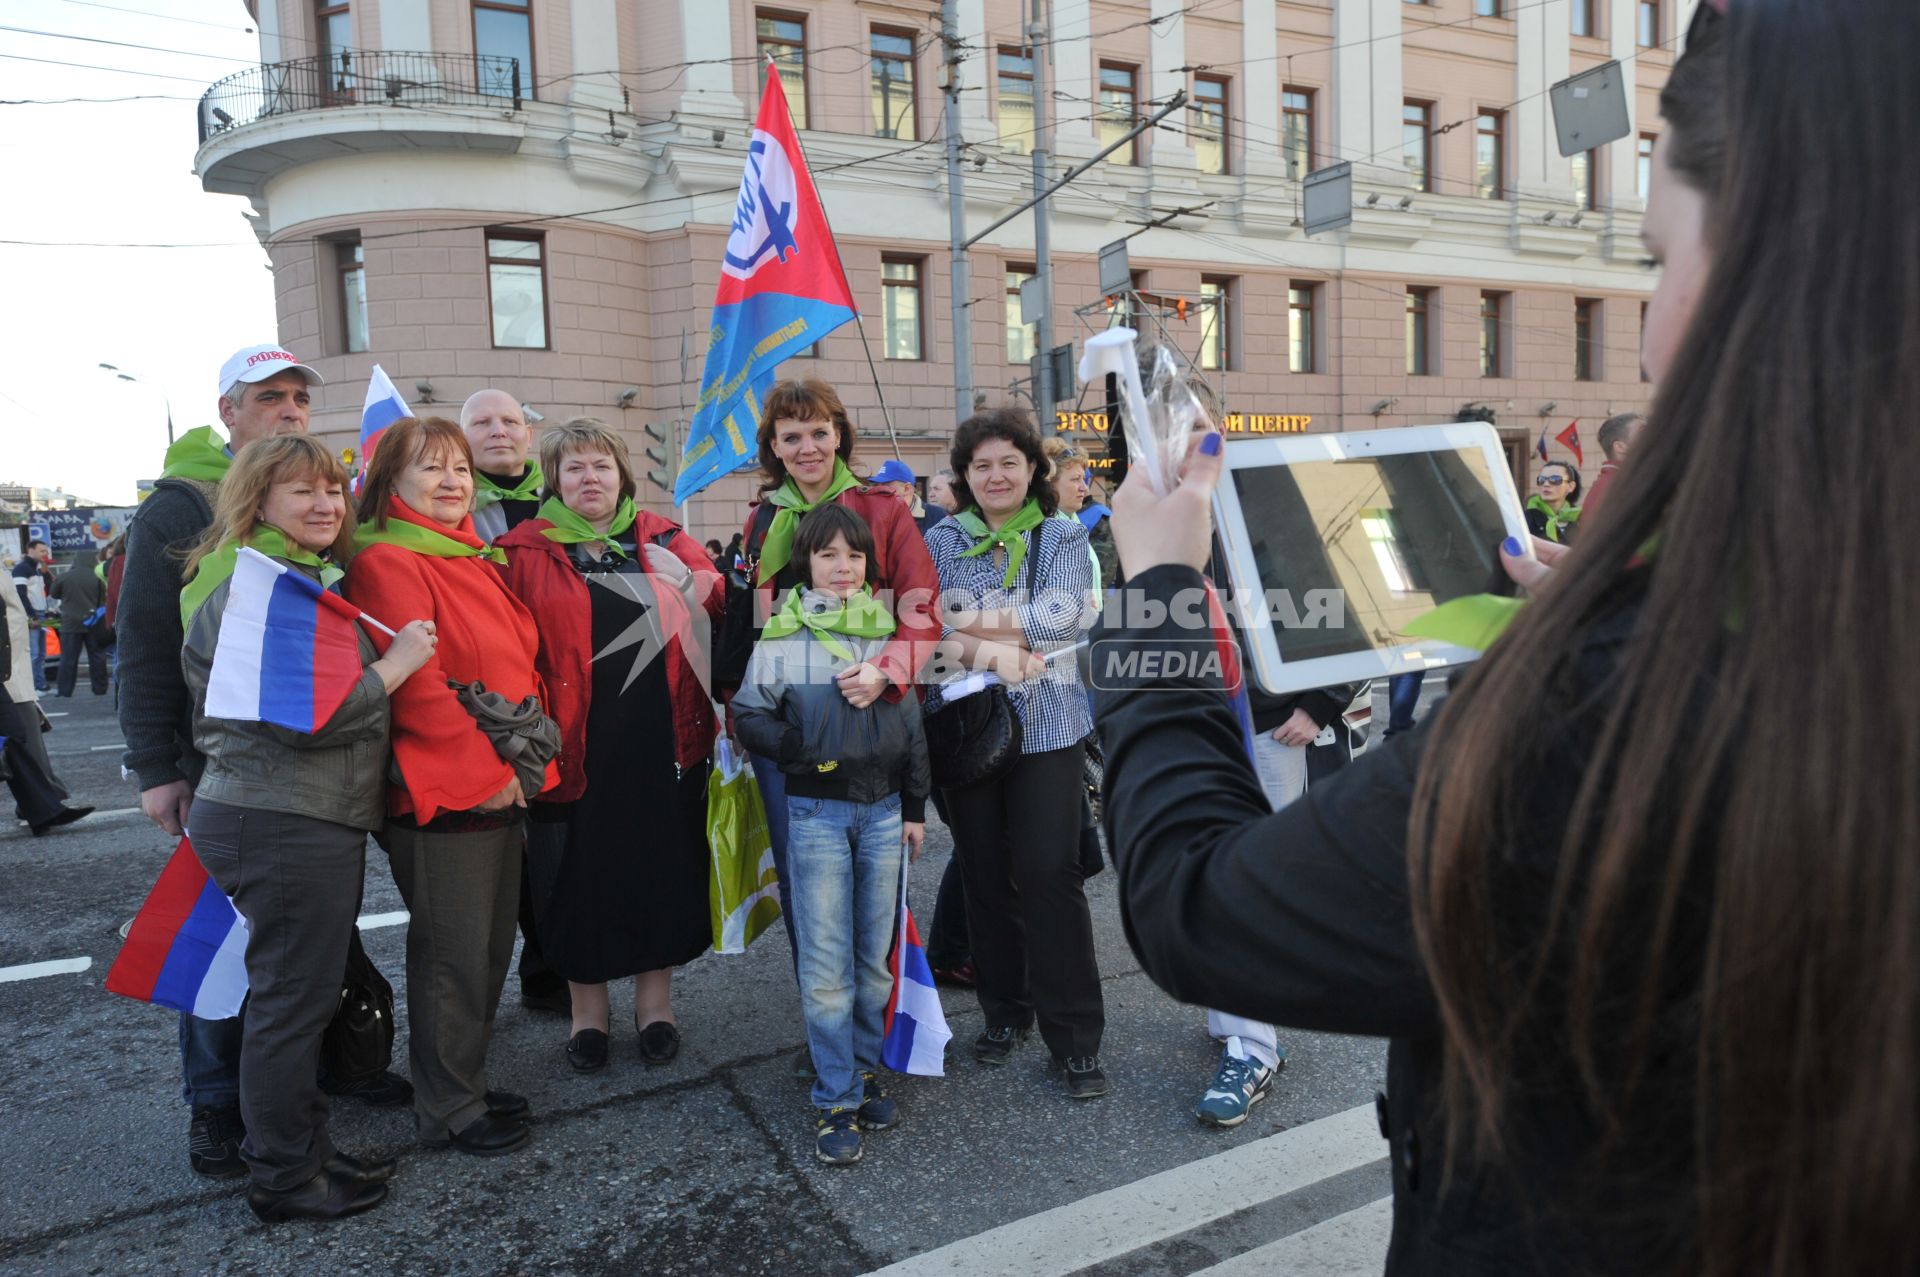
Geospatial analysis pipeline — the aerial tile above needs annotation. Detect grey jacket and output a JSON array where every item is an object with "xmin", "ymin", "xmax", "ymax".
[
  {"xmin": 182, "ymin": 559, "xmax": 392, "ymax": 832},
  {"xmin": 732, "ymin": 595, "xmax": 932, "ymax": 822}
]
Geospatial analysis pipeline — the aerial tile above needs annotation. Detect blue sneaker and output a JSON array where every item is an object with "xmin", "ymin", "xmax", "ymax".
[
  {"xmin": 814, "ymin": 1108, "xmax": 863, "ymax": 1165},
  {"xmin": 857, "ymin": 1072, "xmax": 900, "ymax": 1132},
  {"xmin": 1195, "ymin": 1042, "xmax": 1280, "ymax": 1128}
]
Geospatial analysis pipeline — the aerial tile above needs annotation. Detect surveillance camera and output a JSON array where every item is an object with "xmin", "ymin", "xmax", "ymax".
[
  {"xmin": 415, "ymin": 380, "xmax": 435, "ymax": 402},
  {"xmin": 711, "ymin": 128, "xmax": 726, "ymax": 146},
  {"xmin": 522, "ymin": 403, "xmax": 545, "ymax": 424},
  {"xmin": 616, "ymin": 388, "xmax": 639, "ymax": 407}
]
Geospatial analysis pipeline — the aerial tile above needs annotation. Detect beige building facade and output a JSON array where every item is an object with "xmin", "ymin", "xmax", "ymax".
[{"xmin": 198, "ymin": 0, "xmax": 1691, "ymax": 541}]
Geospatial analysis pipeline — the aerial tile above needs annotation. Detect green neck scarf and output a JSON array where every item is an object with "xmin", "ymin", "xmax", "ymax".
[
  {"xmin": 762, "ymin": 585, "xmax": 897, "ymax": 663},
  {"xmin": 354, "ymin": 503, "xmax": 506, "ymax": 564},
  {"xmin": 757, "ymin": 459, "xmax": 863, "ymax": 585},
  {"xmin": 1526, "ymin": 494, "xmax": 1581, "ymax": 544},
  {"xmin": 180, "ymin": 523, "xmax": 343, "ymax": 625},
  {"xmin": 159, "ymin": 425, "xmax": 233, "ymax": 484},
  {"xmin": 536, "ymin": 495, "xmax": 637, "ymax": 558},
  {"xmin": 474, "ymin": 463, "xmax": 543, "ymax": 510},
  {"xmin": 954, "ymin": 500, "xmax": 1045, "ymax": 588}
]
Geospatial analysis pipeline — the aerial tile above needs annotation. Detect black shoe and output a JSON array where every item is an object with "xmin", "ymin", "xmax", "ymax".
[
  {"xmin": 974, "ymin": 1025, "xmax": 1029, "ymax": 1067},
  {"xmin": 323, "ymin": 1151, "xmax": 397, "ymax": 1186},
  {"xmin": 188, "ymin": 1104, "xmax": 246, "ymax": 1180},
  {"xmin": 31, "ymin": 805, "xmax": 93, "ymax": 836},
  {"xmin": 520, "ymin": 984, "xmax": 571, "ymax": 1016},
  {"xmin": 485, "ymin": 1090, "xmax": 530, "ymax": 1120},
  {"xmin": 320, "ymin": 1069, "xmax": 413, "ymax": 1108},
  {"xmin": 566, "ymin": 1028, "xmax": 609, "ymax": 1073},
  {"xmin": 637, "ymin": 1019, "xmax": 681, "ymax": 1066},
  {"xmin": 248, "ymin": 1167, "xmax": 388, "ymax": 1223},
  {"xmin": 1049, "ymin": 1054, "xmax": 1111, "ymax": 1100},
  {"xmin": 419, "ymin": 1112, "xmax": 531, "ymax": 1157}
]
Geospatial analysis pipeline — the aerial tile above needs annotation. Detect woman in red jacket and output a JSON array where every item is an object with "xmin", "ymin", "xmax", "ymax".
[
  {"xmin": 497, "ymin": 418, "xmax": 724, "ymax": 1073},
  {"xmin": 728, "ymin": 379, "xmax": 939, "ymax": 955},
  {"xmin": 346, "ymin": 416, "xmax": 555, "ymax": 1159}
]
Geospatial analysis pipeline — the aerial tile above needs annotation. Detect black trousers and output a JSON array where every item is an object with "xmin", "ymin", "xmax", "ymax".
[
  {"xmin": 942, "ymin": 743, "xmax": 1104, "ymax": 1060},
  {"xmin": 55, "ymin": 624, "xmax": 109, "ymax": 696},
  {"xmin": 0, "ymin": 687, "xmax": 66, "ymax": 826}
]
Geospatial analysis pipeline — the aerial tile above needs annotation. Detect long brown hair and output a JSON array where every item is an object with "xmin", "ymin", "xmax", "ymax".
[
  {"xmin": 754, "ymin": 379, "xmax": 856, "ymax": 492},
  {"xmin": 1408, "ymin": 4, "xmax": 1918, "ymax": 1273},
  {"xmin": 185, "ymin": 435, "xmax": 354, "ymax": 575},
  {"xmin": 354, "ymin": 417, "xmax": 473, "ymax": 528}
]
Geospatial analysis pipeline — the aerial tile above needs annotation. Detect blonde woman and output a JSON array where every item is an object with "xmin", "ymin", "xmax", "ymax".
[{"xmin": 180, "ymin": 436, "xmax": 437, "ymax": 1221}]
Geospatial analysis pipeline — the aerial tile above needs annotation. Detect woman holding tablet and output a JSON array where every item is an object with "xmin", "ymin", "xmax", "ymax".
[{"xmin": 1097, "ymin": 2, "xmax": 1918, "ymax": 1270}]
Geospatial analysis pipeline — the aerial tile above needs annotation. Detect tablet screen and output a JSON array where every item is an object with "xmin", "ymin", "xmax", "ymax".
[{"xmin": 1230, "ymin": 447, "xmax": 1512, "ymax": 662}]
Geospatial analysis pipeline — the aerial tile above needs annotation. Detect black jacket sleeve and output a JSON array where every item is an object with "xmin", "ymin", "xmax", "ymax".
[
  {"xmin": 1095, "ymin": 564, "xmax": 1441, "ymax": 1039},
  {"xmin": 116, "ymin": 488, "xmax": 207, "ymax": 791},
  {"xmin": 900, "ymin": 695, "xmax": 931, "ymax": 824}
]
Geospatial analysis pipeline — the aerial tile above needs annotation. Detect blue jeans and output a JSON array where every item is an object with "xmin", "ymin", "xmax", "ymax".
[
  {"xmin": 785, "ymin": 794, "xmax": 904, "ymax": 1112},
  {"xmin": 1384, "ymin": 672, "xmax": 1423, "ymax": 738},
  {"xmin": 178, "ymin": 1008, "xmax": 244, "ymax": 1108},
  {"xmin": 30, "ymin": 627, "xmax": 47, "ymax": 691}
]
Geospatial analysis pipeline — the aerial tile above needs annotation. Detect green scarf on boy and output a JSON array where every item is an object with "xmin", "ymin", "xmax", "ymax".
[{"xmin": 762, "ymin": 584, "xmax": 897, "ymax": 663}]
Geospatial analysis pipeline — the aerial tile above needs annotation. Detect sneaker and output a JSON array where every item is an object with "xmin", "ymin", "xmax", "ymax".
[
  {"xmin": 188, "ymin": 1104, "xmax": 247, "ymax": 1179},
  {"xmin": 974, "ymin": 1025, "xmax": 1029, "ymax": 1067},
  {"xmin": 1194, "ymin": 1046, "xmax": 1278, "ymax": 1128},
  {"xmin": 1049, "ymin": 1055, "xmax": 1111, "ymax": 1100},
  {"xmin": 814, "ymin": 1108, "xmax": 863, "ymax": 1165},
  {"xmin": 857, "ymin": 1072, "xmax": 900, "ymax": 1132}
]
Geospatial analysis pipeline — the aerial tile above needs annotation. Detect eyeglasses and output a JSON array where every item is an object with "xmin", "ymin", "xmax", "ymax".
[{"xmin": 1536, "ymin": 474, "xmax": 1568, "ymax": 486}]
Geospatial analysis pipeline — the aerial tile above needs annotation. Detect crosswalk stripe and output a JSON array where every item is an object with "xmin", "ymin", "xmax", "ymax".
[
  {"xmin": 861, "ymin": 1102, "xmax": 1385, "ymax": 1277},
  {"xmin": 1188, "ymin": 1196, "xmax": 1393, "ymax": 1275},
  {"xmin": 0, "ymin": 956, "xmax": 93, "ymax": 984}
]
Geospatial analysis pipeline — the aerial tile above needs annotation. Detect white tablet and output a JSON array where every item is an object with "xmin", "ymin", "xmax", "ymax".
[{"xmin": 1210, "ymin": 423, "xmax": 1533, "ymax": 696}]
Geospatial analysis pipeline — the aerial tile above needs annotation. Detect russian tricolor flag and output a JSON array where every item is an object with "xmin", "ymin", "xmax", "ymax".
[
  {"xmin": 881, "ymin": 884, "xmax": 951, "ymax": 1076},
  {"xmin": 204, "ymin": 547, "xmax": 367, "ymax": 733},
  {"xmin": 105, "ymin": 837, "xmax": 249, "ymax": 1018},
  {"xmin": 360, "ymin": 364, "xmax": 411, "ymax": 473}
]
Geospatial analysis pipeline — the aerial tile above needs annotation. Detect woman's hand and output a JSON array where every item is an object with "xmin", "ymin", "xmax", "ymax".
[
  {"xmin": 994, "ymin": 645, "xmax": 1046, "ymax": 685},
  {"xmin": 1271, "ymin": 707, "xmax": 1319, "ymax": 748},
  {"xmin": 902, "ymin": 820, "xmax": 925, "ymax": 862},
  {"xmin": 476, "ymin": 775, "xmax": 526, "ymax": 812},
  {"xmin": 370, "ymin": 619, "xmax": 438, "ymax": 692},
  {"xmin": 1500, "ymin": 535, "xmax": 1569, "ymax": 592},
  {"xmin": 642, "ymin": 543, "xmax": 693, "ymax": 591},
  {"xmin": 836, "ymin": 661, "xmax": 890, "ymax": 708},
  {"xmin": 1110, "ymin": 433, "xmax": 1224, "ymax": 578}
]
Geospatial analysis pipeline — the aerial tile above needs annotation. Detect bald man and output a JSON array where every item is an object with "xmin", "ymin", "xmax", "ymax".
[{"xmin": 460, "ymin": 389, "xmax": 542, "ymax": 544}]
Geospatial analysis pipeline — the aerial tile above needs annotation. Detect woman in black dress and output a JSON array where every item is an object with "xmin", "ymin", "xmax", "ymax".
[{"xmin": 498, "ymin": 419, "xmax": 724, "ymax": 1071}]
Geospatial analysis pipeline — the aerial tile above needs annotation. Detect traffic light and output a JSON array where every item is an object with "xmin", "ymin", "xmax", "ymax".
[{"xmin": 642, "ymin": 422, "xmax": 676, "ymax": 496}]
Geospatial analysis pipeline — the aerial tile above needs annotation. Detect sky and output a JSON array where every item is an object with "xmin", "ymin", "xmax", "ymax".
[{"xmin": 1, "ymin": 1, "xmax": 279, "ymax": 506}]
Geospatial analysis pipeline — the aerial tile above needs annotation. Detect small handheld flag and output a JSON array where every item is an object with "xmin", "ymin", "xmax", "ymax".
[
  {"xmin": 105, "ymin": 837, "xmax": 249, "ymax": 1018},
  {"xmin": 1555, "ymin": 420, "xmax": 1584, "ymax": 468},
  {"xmin": 359, "ymin": 365, "xmax": 412, "ymax": 481},
  {"xmin": 1536, "ymin": 423, "xmax": 1551, "ymax": 464},
  {"xmin": 678, "ymin": 65, "xmax": 858, "ymax": 503},
  {"xmin": 204, "ymin": 547, "xmax": 384, "ymax": 733},
  {"xmin": 881, "ymin": 882, "xmax": 952, "ymax": 1076}
]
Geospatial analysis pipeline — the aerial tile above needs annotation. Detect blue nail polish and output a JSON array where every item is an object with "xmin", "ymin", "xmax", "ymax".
[
  {"xmin": 1199, "ymin": 432, "xmax": 1222, "ymax": 456},
  {"xmin": 1501, "ymin": 536, "xmax": 1524, "ymax": 557}
]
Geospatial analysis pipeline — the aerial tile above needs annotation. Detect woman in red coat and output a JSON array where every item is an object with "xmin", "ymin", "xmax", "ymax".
[
  {"xmin": 346, "ymin": 416, "xmax": 555, "ymax": 1159},
  {"xmin": 497, "ymin": 418, "xmax": 724, "ymax": 1073},
  {"xmin": 727, "ymin": 379, "xmax": 939, "ymax": 951}
]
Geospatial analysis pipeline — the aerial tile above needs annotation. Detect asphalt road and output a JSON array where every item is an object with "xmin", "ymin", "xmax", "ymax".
[{"xmin": 0, "ymin": 679, "xmax": 1397, "ymax": 1277}]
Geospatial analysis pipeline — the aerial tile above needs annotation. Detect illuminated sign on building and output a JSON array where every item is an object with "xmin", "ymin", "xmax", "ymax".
[{"xmin": 1054, "ymin": 411, "xmax": 1312, "ymax": 435}]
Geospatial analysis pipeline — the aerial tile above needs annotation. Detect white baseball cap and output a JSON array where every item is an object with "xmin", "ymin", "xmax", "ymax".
[{"xmin": 218, "ymin": 344, "xmax": 324, "ymax": 397}]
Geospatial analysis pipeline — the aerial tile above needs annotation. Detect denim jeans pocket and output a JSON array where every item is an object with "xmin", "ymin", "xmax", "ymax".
[
  {"xmin": 879, "ymin": 793, "xmax": 901, "ymax": 815},
  {"xmin": 788, "ymin": 797, "xmax": 827, "ymax": 822}
]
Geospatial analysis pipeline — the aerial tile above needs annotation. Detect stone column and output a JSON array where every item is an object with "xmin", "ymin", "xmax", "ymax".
[
  {"xmin": 679, "ymin": 0, "xmax": 745, "ymax": 119},
  {"xmin": 1605, "ymin": 0, "xmax": 1640, "ymax": 206},
  {"xmin": 1146, "ymin": 0, "xmax": 1194, "ymax": 168},
  {"xmin": 1331, "ymin": 0, "xmax": 1402, "ymax": 171},
  {"xmin": 568, "ymin": 0, "xmax": 623, "ymax": 110},
  {"xmin": 1050, "ymin": 0, "xmax": 1095, "ymax": 159},
  {"xmin": 1240, "ymin": 0, "xmax": 1282, "ymax": 178},
  {"xmin": 1515, "ymin": 0, "xmax": 1571, "ymax": 202},
  {"xmin": 957, "ymin": 0, "xmax": 994, "ymax": 140}
]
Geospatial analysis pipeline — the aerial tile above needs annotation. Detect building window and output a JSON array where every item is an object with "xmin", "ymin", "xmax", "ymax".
[
  {"xmin": 1640, "ymin": 302, "xmax": 1650, "ymax": 382},
  {"xmin": 1637, "ymin": 133, "xmax": 1656, "ymax": 199},
  {"xmin": 870, "ymin": 28, "xmax": 916, "ymax": 140},
  {"xmin": 1006, "ymin": 265, "xmax": 1037, "ymax": 364},
  {"xmin": 337, "ymin": 238, "xmax": 368, "ymax": 354},
  {"xmin": 1638, "ymin": 0, "xmax": 1660, "ymax": 46},
  {"xmin": 317, "ymin": 1, "xmax": 350, "ymax": 64},
  {"xmin": 1200, "ymin": 277, "xmax": 1232, "ymax": 372},
  {"xmin": 1575, "ymin": 299, "xmax": 1599, "ymax": 380},
  {"xmin": 882, "ymin": 258, "xmax": 923, "ymax": 360},
  {"xmin": 486, "ymin": 233, "xmax": 547, "ymax": 349},
  {"xmin": 1282, "ymin": 88, "xmax": 1315, "ymax": 180},
  {"xmin": 1571, "ymin": 149, "xmax": 1596, "ymax": 210},
  {"xmin": 1288, "ymin": 283, "xmax": 1316, "ymax": 374},
  {"xmin": 758, "ymin": 12, "xmax": 808, "ymax": 129},
  {"xmin": 1476, "ymin": 110, "xmax": 1505, "ymax": 200},
  {"xmin": 1098, "ymin": 63, "xmax": 1139, "ymax": 165},
  {"xmin": 1191, "ymin": 75, "xmax": 1229, "ymax": 175},
  {"xmin": 1475, "ymin": 0, "xmax": 1500, "ymax": 15},
  {"xmin": 1480, "ymin": 291, "xmax": 1506, "ymax": 378},
  {"xmin": 997, "ymin": 48, "xmax": 1033, "ymax": 154},
  {"xmin": 1572, "ymin": 0, "xmax": 1594, "ymax": 36},
  {"xmin": 1406, "ymin": 287, "xmax": 1432, "ymax": 376},
  {"xmin": 1402, "ymin": 100, "xmax": 1432, "ymax": 192},
  {"xmin": 473, "ymin": 0, "xmax": 533, "ymax": 101}
]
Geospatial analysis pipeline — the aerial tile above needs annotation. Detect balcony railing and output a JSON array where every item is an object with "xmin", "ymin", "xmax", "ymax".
[{"xmin": 198, "ymin": 49, "xmax": 524, "ymax": 144}]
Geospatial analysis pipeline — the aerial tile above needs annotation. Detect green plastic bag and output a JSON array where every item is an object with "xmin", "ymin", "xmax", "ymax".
[{"xmin": 707, "ymin": 735, "xmax": 781, "ymax": 954}]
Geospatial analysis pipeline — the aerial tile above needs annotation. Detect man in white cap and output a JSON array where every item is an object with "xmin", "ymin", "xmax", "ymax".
[{"xmin": 460, "ymin": 388, "xmax": 542, "ymax": 545}]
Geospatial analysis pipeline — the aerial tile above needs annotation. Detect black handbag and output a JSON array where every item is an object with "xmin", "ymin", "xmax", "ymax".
[
  {"xmin": 715, "ymin": 502, "xmax": 777, "ymax": 692},
  {"xmin": 320, "ymin": 928, "xmax": 396, "ymax": 1083}
]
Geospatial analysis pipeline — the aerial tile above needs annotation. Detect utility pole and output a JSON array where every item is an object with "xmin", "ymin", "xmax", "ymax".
[
  {"xmin": 941, "ymin": 0, "xmax": 972, "ymax": 422},
  {"xmin": 1029, "ymin": 0, "xmax": 1055, "ymax": 433}
]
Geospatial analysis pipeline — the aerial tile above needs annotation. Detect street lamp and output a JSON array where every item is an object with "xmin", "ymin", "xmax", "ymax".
[{"xmin": 99, "ymin": 363, "xmax": 176, "ymax": 445}]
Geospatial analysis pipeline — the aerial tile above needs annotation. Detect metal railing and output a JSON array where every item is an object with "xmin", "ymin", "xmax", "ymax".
[{"xmin": 198, "ymin": 49, "xmax": 524, "ymax": 144}]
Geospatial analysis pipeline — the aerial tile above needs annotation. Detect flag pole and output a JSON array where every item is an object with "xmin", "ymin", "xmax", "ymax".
[{"xmin": 775, "ymin": 57, "xmax": 908, "ymax": 464}]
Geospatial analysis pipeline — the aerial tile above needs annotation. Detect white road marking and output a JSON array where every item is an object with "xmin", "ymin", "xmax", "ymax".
[
  {"xmin": 0, "ymin": 956, "xmax": 93, "ymax": 984},
  {"xmin": 1189, "ymin": 1196, "xmax": 1393, "ymax": 1275},
  {"xmin": 357, "ymin": 911, "xmax": 409, "ymax": 931},
  {"xmin": 862, "ymin": 1103, "xmax": 1386, "ymax": 1277},
  {"xmin": 43, "ymin": 711, "xmax": 68, "ymax": 718},
  {"xmin": 90, "ymin": 743, "xmax": 128, "ymax": 752}
]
